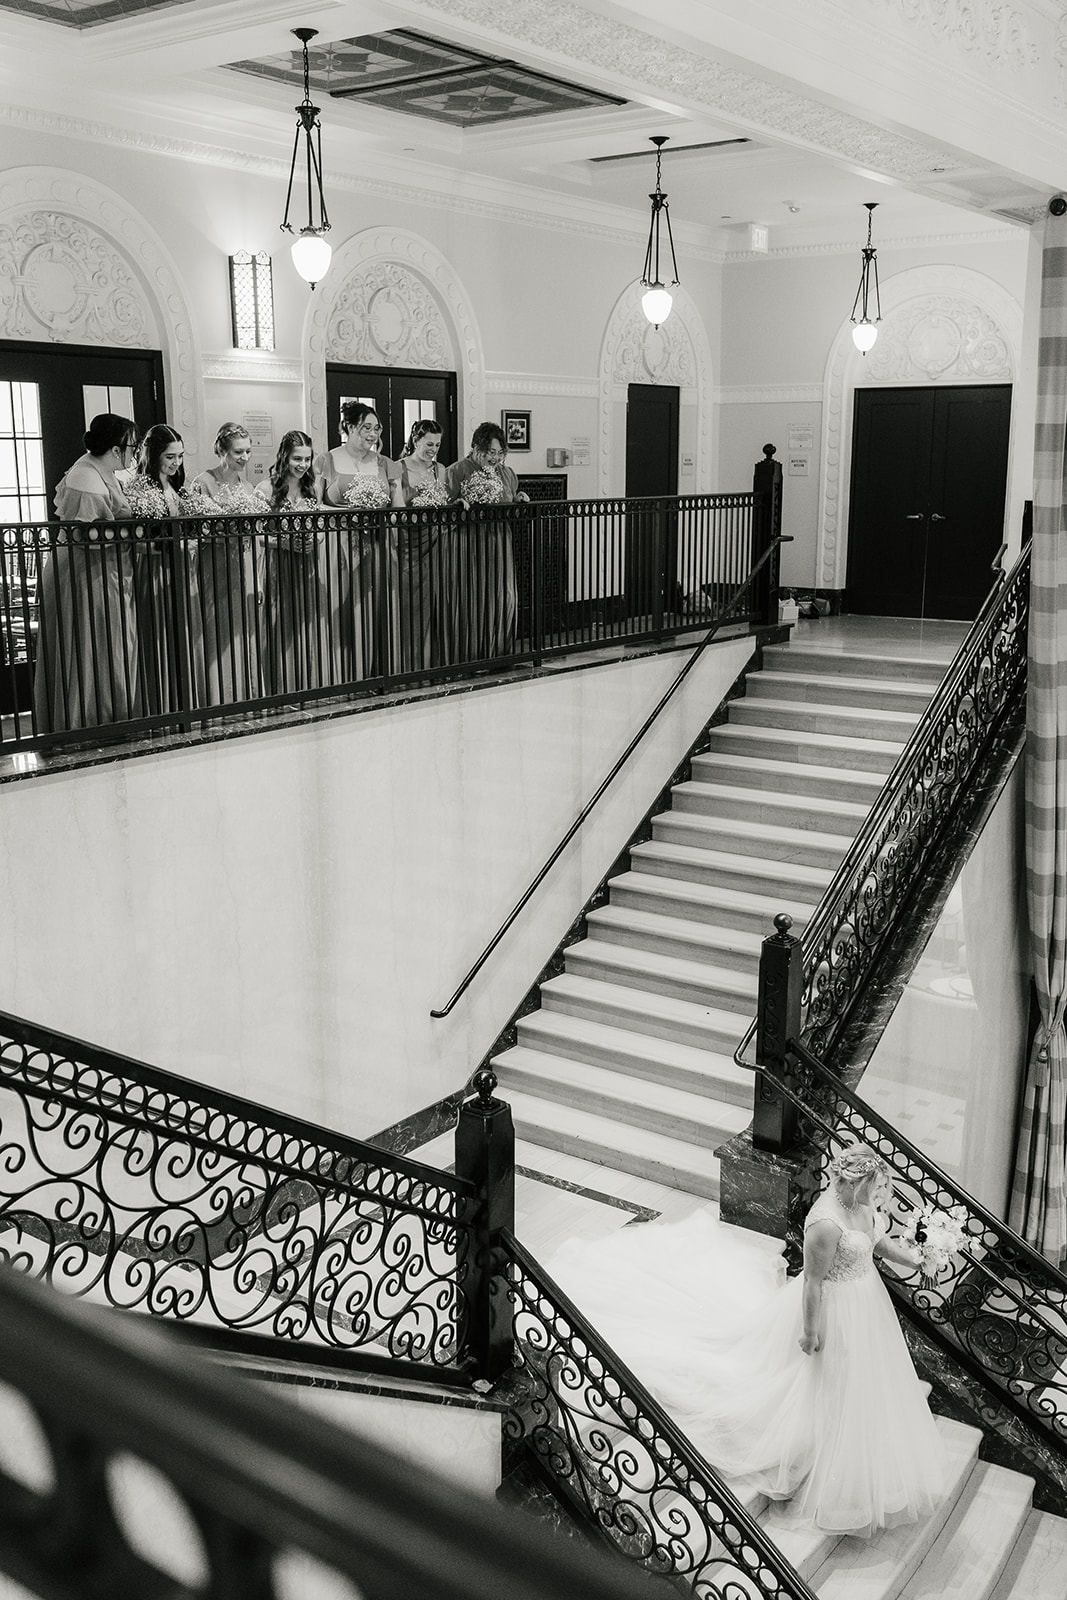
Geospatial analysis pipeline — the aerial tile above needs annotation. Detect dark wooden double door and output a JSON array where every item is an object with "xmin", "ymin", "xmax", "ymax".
[
  {"xmin": 847, "ymin": 384, "xmax": 1011, "ymax": 620},
  {"xmin": 325, "ymin": 364, "xmax": 457, "ymax": 465}
]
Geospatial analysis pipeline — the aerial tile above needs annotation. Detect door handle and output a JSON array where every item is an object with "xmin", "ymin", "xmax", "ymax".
[
  {"xmin": 905, "ymin": 513, "xmax": 924, "ymax": 521},
  {"xmin": 930, "ymin": 512, "xmax": 945, "ymax": 522}
]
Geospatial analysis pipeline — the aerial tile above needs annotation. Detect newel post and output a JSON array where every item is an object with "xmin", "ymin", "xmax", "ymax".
[
  {"xmin": 455, "ymin": 1068, "xmax": 515, "ymax": 1382},
  {"xmin": 752, "ymin": 912, "xmax": 804, "ymax": 1153},
  {"xmin": 751, "ymin": 443, "xmax": 783, "ymax": 627}
]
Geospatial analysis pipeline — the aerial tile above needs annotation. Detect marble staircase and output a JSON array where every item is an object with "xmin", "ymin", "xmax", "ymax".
[
  {"xmin": 492, "ymin": 641, "xmax": 948, "ymax": 1199},
  {"xmin": 730, "ymin": 1413, "xmax": 1067, "ymax": 1600}
]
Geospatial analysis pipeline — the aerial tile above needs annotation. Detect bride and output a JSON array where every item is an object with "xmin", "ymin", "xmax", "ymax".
[{"xmin": 546, "ymin": 1146, "xmax": 947, "ymax": 1538}]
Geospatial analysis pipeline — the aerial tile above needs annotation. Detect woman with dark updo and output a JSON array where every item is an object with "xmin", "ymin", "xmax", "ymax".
[
  {"xmin": 442, "ymin": 421, "xmax": 526, "ymax": 662},
  {"xmin": 33, "ymin": 412, "xmax": 143, "ymax": 733}
]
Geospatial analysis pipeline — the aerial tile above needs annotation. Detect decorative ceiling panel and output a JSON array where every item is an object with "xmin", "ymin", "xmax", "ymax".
[
  {"xmin": 0, "ymin": 0, "xmax": 189, "ymax": 23},
  {"xmin": 227, "ymin": 28, "xmax": 625, "ymax": 126}
]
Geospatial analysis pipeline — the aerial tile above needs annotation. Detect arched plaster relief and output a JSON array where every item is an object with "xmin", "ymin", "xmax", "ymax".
[
  {"xmin": 305, "ymin": 230, "xmax": 484, "ymax": 449},
  {"xmin": 598, "ymin": 282, "xmax": 713, "ymax": 496},
  {"xmin": 818, "ymin": 265, "xmax": 1021, "ymax": 590},
  {"xmin": 0, "ymin": 167, "xmax": 202, "ymax": 458}
]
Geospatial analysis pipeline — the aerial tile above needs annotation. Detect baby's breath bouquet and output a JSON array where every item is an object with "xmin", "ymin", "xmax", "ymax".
[
  {"xmin": 344, "ymin": 477, "xmax": 391, "ymax": 511},
  {"xmin": 124, "ymin": 475, "xmax": 170, "ymax": 519},
  {"xmin": 462, "ymin": 469, "xmax": 504, "ymax": 505},
  {"xmin": 409, "ymin": 480, "xmax": 451, "ymax": 509},
  {"xmin": 901, "ymin": 1202, "xmax": 968, "ymax": 1288},
  {"xmin": 178, "ymin": 490, "xmax": 217, "ymax": 518}
]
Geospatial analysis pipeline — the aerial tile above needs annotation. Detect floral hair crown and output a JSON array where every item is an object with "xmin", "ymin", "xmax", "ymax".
[{"xmin": 828, "ymin": 1146, "xmax": 889, "ymax": 1186}]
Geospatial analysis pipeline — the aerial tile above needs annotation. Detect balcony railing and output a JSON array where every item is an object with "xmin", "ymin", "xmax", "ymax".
[{"xmin": 0, "ymin": 487, "xmax": 777, "ymax": 754}]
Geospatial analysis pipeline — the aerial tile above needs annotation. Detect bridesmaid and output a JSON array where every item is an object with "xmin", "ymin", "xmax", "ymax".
[
  {"xmin": 316, "ymin": 401, "xmax": 401, "ymax": 681},
  {"xmin": 443, "ymin": 421, "xmax": 527, "ymax": 662},
  {"xmin": 397, "ymin": 419, "xmax": 449, "ymax": 671},
  {"xmin": 126, "ymin": 424, "xmax": 200, "ymax": 716},
  {"xmin": 33, "ymin": 412, "xmax": 141, "ymax": 734},
  {"xmin": 188, "ymin": 423, "xmax": 261, "ymax": 706},
  {"xmin": 255, "ymin": 430, "xmax": 322, "ymax": 694}
]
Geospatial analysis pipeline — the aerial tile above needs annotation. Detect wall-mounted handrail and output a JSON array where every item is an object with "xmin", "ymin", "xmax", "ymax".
[{"xmin": 430, "ymin": 534, "xmax": 790, "ymax": 1018}]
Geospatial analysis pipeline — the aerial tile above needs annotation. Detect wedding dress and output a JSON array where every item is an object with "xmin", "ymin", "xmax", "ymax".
[{"xmin": 546, "ymin": 1193, "xmax": 947, "ymax": 1538}]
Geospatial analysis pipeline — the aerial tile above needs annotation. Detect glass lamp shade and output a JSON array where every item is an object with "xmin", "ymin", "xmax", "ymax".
[
  {"xmin": 852, "ymin": 319, "xmax": 879, "ymax": 353},
  {"xmin": 290, "ymin": 229, "xmax": 332, "ymax": 287},
  {"xmin": 642, "ymin": 285, "xmax": 674, "ymax": 326}
]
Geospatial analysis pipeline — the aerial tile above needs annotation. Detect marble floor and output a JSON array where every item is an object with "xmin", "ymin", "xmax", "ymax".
[{"xmin": 789, "ymin": 612, "xmax": 968, "ymax": 664}]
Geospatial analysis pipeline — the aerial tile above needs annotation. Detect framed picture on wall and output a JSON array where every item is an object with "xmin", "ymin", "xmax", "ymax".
[{"xmin": 502, "ymin": 410, "xmax": 531, "ymax": 451}]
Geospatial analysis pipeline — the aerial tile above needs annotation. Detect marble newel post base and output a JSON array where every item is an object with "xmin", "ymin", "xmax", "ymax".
[{"xmin": 715, "ymin": 1129, "xmax": 822, "ymax": 1274}]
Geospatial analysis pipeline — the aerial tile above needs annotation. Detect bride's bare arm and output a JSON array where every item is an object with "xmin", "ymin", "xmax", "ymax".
[
  {"xmin": 800, "ymin": 1220, "xmax": 839, "ymax": 1354},
  {"xmin": 874, "ymin": 1234, "xmax": 920, "ymax": 1271}
]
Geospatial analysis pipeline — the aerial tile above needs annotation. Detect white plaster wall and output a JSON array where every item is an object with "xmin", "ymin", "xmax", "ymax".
[
  {"xmin": 716, "ymin": 236, "xmax": 1031, "ymax": 589},
  {"xmin": 0, "ymin": 637, "xmax": 753, "ymax": 1139}
]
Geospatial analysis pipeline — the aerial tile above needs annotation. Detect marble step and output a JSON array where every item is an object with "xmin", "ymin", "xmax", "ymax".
[
  {"xmin": 760, "ymin": 646, "xmax": 946, "ymax": 686},
  {"xmin": 539, "ymin": 972, "xmax": 750, "ymax": 1055},
  {"xmin": 651, "ymin": 810, "xmax": 856, "ymax": 870},
  {"xmin": 730, "ymin": 696, "xmax": 921, "ymax": 745},
  {"xmin": 710, "ymin": 722, "xmax": 904, "ymax": 775},
  {"xmin": 503, "ymin": 1015, "xmax": 753, "ymax": 1103},
  {"xmin": 990, "ymin": 1509, "xmax": 1067, "ymax": 1600},
  {"xmin": 895, "ymin": 1460, "xmax": 1033, "ymax": 1600},
  {"xmin": 498, "ymin": 1087, "xmax": 728, "ymax": 1198},
  {"xmin": 691, "ymin": 750, "xmax": 886, "ymax": 806},
  {"xmin": 565, "ymin": 938, "xmax": 758, "ymax": 1013},
  {"xmin": 493, "ymin": 1047, "xmax": 752, "ymax": 1147},
  {"xmin": 802, "ymin": 1418, "xmax": 982, "ymax": 1599},
  {"xmin": 585, "ymin": 905, "xmax": 763, "ymax": 974},
  {"xmin": 747, "ymin": 671, "xmax": 936, "ymax": 715},
  {"xmin": 670, "ymin": 778, "xmax": 869, "ymax": 835},
  {"xmin": 628, "ymin": 841, "xmax": 831, "ymax": 900},
  {"xmin": 608, "ymin": 870, "xmax": 811, "ymax": 935}
]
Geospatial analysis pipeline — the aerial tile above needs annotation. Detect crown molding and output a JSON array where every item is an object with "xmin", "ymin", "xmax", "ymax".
[
  {"xmin": 486, "ymin": 371, "xmax": 600, "ymax": 397},
  {"xmin": 0, "ymin": 101, "xmax": 726, "ymax": 259},
  {"xmin": 723, "ymin": 225, "xmax": 1024, "ymax": 263},
  {"xmin": 715, "ymin": 384, "xmax": 823, "ymax": 405},
  {"xmin": 202, "ymin": 351, "xmax": 303, "ymax": 383}
]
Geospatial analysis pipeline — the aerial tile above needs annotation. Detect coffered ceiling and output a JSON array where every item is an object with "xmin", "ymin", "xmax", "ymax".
[{"xmin": 0, "ymin": 0, "xmax": 1057, "ymax": 254}]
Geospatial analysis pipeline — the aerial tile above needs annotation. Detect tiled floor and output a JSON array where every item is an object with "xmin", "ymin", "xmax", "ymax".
[{"xmin": 791, "ymin": 613, "xmax": 967, "ymax": 663}]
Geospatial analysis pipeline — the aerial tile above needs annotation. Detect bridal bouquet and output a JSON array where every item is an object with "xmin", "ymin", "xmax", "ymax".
[
  {"xmin": 344, "ymin": 477, "xmax": 391, "ymax": 511},
  {"xmin": 124, "ymin": 475, "xmax": 171, "ymax": 520},
  {"xmin": 409, "ymin": 481, "xmax": 451, "ymax": 509},
  {"xmin": 462, "ymin": 469, "xmax": 504, "ymax": 505},
  {"xmin": 900, "ymin": 1202, "xmax": 969, "ymax": 1287}
]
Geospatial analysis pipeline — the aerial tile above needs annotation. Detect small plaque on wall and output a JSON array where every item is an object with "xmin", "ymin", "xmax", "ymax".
[{"xmin": 788, "ymin": 456, "xmax": 810, "ymax": 476}]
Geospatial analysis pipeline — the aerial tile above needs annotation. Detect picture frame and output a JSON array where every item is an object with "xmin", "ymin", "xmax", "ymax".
[{"xmin": 501, "ymin": 409, "xmax": 531, "ymax": 451}]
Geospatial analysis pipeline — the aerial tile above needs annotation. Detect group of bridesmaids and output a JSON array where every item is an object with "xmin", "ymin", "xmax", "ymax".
[{"xmin": 33, "ymin": 407, "xmax": 527, "ymax": 734}]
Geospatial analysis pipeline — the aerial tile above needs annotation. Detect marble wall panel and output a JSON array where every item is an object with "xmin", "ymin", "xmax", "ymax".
[{"xmin": 0, "ymin": 637, "xmax": 753, "ymax": 1140}]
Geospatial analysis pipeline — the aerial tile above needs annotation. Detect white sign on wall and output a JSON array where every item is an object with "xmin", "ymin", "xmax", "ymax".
[
  {"xmin": 788, "ymin": 456, "xmax": 810, "ymax": 476},
  {"xmin": 788, "ymin": 425, "xmax": 814, "ymax": 452}
]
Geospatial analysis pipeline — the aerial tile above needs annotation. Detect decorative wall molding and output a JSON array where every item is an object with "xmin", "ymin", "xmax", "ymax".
[
  {"xmin": 202, "ymin": 352, "xmax": 303, "ymax": 384},
  {"xmin": 715, "ymin": 384, "xmax": 823, "ymax": 405},
  {"xmin": 403, "ymin": 0, "xmax": 965, "ymax": 181},
  {"xmin": 0, "ymin": 166, "xmax": 202, "ymax": 457},
  {"xmin": 818, "ymin": 264, "xmax": 1023, "ymax": 588},
  {"xmin": 485, "ymin": 372, "xmax": 600, "ymax": 398},
  {"xmin": 876, "ymin": 0, "xmax": 1038, "ymax": 71},
  {"xmin": 0, "ymin": 105, "xmax": 723, "ymax": 260},
  {"xmin": 305, "ymin": 229, "xmax": 484, "ymax": 448},
  {"xmin": 723, "ymin": 226, "xmax": 1024, "ymax": 263},
  {"xmin": 598, "ymin": 284, "xmax": 713, "ymax": 495}
]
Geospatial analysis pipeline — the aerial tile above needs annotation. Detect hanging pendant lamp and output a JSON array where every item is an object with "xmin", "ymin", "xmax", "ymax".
[
  {"xmin": 640, "ymin": 136, "xmax": 680, "ymax": 328},
  {"xmin": 850, "ymin": 202, "xmax": 882, "ymax": 353},
  {"xmin": 280, "ymin": 27, "xmax": 332, "ymax": 288}
]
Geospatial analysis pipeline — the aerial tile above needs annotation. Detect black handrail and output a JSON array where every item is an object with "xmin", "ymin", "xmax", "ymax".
[
  {"xmin": 502, "ymin": 1227, "xmax": 818, "ymax": 1600},
  {"xmin": 430, "ymin": 533, "xmax": 791, "ymax": 1018},
  {"xmin": 0, "ymin": 1265, "xmax": 666, "ymax": 1600}
]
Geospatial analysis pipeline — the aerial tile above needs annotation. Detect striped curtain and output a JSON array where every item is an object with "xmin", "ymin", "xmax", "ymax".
[{"xmin": 1010, "ymin": 203, "xmax": 1067, "ymax": 1262}]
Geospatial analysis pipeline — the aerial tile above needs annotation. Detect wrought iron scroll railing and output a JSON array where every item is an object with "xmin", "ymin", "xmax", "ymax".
[
  {"xmin": 500, "ymin": 1231, "xmax": 817, "ymax": 1600},
  {"xmin": 750, "ymin": 1039, "xmax": 1067, "ymax": 1492},
  {"xmin": 0, "ymin": 1009, "xmax": 476, "ymax": 1380},
  {"xmin": 0, "ymin": 1265, "xmax": 667, "ymax": 1600},
  {"xmin": 797, "ymin": 540, "xmax": 1030, "ymax": 1058},
  {"xmin": 0, "ymin": 489, "xmax": 772, "ymax": 754}
]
